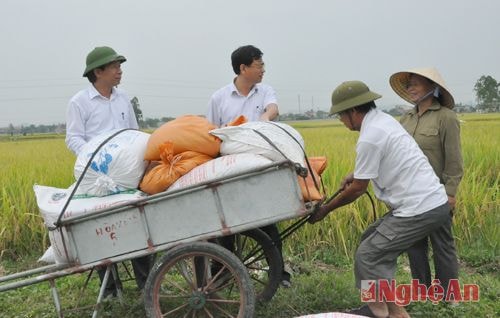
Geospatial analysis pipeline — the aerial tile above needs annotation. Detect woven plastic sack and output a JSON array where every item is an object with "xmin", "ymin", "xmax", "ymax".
[
  {"xmin": 140, "ymin": 141, "xmax": 212, "ymax": 194},
  {"xmin": 167, "ymin": 153, "xmax": 272, "ymax": 192},
  {"xmin": 296, "ymin": 313, "xmax": 367, "ymax": 318},
  {"xmin": 210, "ymin": 122, "xmax": 305, "ymax": 166},
  {"xmin": 34, "ymin": 184, "xmax": 146, "ymax": 263},
  {"xmin": 144, "ymin": 115, "xmax": 221, "ymax": 160},
  {"xmin": 298, "ymin": 156, "xmax": 327, "ymax": 201},
  {"xmin": 74, "ymin": 129, "xmax": 149, "ymax": 197}
]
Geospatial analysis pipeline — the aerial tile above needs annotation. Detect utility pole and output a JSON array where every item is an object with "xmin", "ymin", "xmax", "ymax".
[{"xmin": 298, "ymin": 94, "xmax": 301, "ymax": 114}]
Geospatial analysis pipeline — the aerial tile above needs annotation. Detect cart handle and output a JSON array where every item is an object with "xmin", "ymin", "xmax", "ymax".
[{"xmin": 278, "ymin": 187, "xmax": 377, "ymax": 241}]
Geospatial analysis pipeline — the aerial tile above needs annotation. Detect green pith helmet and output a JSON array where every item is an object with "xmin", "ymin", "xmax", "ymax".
[
  {"xmin": 330, "ymin": 81, "xmax": 382, "ymax": 115},
  {"xmin": 83, "ymin": 46, "xmax": 126, "ymax": 77}
]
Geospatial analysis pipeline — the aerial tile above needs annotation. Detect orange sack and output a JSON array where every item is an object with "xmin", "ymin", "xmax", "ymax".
[
  {"xmin": 298, "ymin": 156, "xmax": 328, "ymax": 201},
  {"xmin": 309, "ymin": 156, "xmax": 328, "ymax": 175},
  {"xmin": 140, "ymin": 141, "xmax": 213, "ymax": 194},
  {"xmin": 144, "ymin": 115, "xmax": 221, "ymax": 160},
  {"xmin": 227, "ymin": 115, "xmax": 247, "ymax": 126}
]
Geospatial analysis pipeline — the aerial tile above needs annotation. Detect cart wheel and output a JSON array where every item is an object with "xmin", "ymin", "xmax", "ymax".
[
  {"xmin": 144, "ymin": 241, "xmax": 255, "ymax": 318},
  {"xmin": 227, "ymin": 229, "xmax": 282, "ymax": 302}
]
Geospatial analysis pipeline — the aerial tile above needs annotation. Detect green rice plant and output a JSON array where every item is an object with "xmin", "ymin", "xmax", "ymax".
[
  {"xmin": 0, "ymin": 113, "xmax": 498, "ymax": 266},
  {"xmin": 0, "ymin": 139, "xmax": 74, "ymax": 258}
]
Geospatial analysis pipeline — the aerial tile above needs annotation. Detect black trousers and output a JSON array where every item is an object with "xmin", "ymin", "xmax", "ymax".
[
  {"xmin": 407, "ymin": 212, "xmax": 458, "ymax": 294},
  {"xmin": 97, "ymin": 255, "xmax": 152, "ymax": 292},
  {"xmin": 259, "ymin": 224, "xmax": 291, "ymax": 281},
  {"xmin": 218, "ymin": 224, "xmax": 290, "ymax": 281}
]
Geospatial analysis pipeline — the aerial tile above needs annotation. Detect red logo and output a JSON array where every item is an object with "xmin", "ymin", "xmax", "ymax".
[{"xmin": 360, "ymin": 279, "xmax": 479, "ymax": 305}]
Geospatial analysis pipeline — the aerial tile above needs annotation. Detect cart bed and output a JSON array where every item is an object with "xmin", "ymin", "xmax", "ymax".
[{"xmin": 58, "ymin": 160, "xmax": 307, "ymax": 265}]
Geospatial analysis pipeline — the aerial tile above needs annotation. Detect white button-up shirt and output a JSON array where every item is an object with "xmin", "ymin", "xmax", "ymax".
[
  {"xmin": 206, "ymin": 81, "xmax": 277, "ymax": 126},
  {"xmin": 65, "ymin": 85, "xmax": 139, "ymax": 155}
]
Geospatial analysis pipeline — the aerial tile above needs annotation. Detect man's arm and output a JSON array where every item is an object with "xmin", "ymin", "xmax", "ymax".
[
  {"xmin": 128, "ymin": 101, "xmax": 139, "ymax": 129},
  {"xmin": 308, "ymin": 175, "xmax": 369, "ymax": 223},
  {"xmin": 260, "ymin": 103, "xmax": 279, "ymax": 121},
  {"xmin": 65, "ymin": 101, "xmax": 86, "ymax": 155}
]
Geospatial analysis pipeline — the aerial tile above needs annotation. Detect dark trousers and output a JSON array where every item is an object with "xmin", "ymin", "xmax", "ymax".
[
  {"xmin": 259, "ymin": 224, "xmax": 291, "ymax": 281},
  {"xmin": 407, "ymin": 211, "xmax": 458, "ymax": 294},
  {"xmin": 355, "ymin": 203, "xmax": 451, "ymax": 289},
  {"xmin": 217, "ymin": 224, "xmax": 290, "ymax": 281},
  {"xmin": 98, "ymin": 255, "xmax": 152, "ymax": 292}
]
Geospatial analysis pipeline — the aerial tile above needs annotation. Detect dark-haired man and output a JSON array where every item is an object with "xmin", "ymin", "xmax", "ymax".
[
  {"xmin": 206, "ymin": 45, "xmax": 291, "ymax": 288},
  {"xmin": 206, "ymin": 44, "xmax": 278, "ymax": 126},
  {"xmin": 65, "ymin": 46, "xmax": 138, "ymax": 155},
  {"xmin": 65, "ymin": 46, "xmax": 149, "ymax": 298},
  {"xmin": 309, "ymin": 81, "xmax": 453, "ymax": 318}
]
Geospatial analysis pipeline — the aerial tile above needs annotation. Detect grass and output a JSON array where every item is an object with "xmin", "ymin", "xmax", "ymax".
[
  {"xmin": 0, "ymin": 254, "xmax": 498, "ymax": 317},
  {"xmin": 0, "ymin": 113, "xmax": 499, "ymax": 317}
]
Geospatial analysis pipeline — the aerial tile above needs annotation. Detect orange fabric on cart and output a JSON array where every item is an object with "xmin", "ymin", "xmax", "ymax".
[
  {"xmin": 298, "ymin": 156, "xmax": 328, "ymax": 201},
  {"xmin": 227, "ymin": 115, "xmax": 248, "ymax": 126},
  {"xmin": 144, "ymin": 115, "xmax": 221, "ymax": 160},
  {"xmin": 140, "ymin": 141, "xmax": 212, "ymax": 194},
  {"xmin": 309, "ymin": 156, "xmax": 328, "ymax": 175}
]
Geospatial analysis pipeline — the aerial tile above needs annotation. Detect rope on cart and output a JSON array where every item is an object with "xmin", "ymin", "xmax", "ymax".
[
  {"xmin": 265, "ymin": 122, "xmax": 321, "ymax": 191},
  {"xmin": 53, "ymin": 128, "xmax": 137, "ymax": 228}
]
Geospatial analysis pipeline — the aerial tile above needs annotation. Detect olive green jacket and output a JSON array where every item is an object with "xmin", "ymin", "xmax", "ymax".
[{"xmin": 400, "ymin": 101, "xmax": 464, "ymax": 196}]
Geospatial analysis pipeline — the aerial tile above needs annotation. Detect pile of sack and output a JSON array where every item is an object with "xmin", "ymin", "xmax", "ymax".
[
  {"xmin": 140, "ymin": 115, "xmax": 327, "ymax": 202},
  {"xmin": 36, "ymin": 115, "xmax": 327, "ymax": 263}
]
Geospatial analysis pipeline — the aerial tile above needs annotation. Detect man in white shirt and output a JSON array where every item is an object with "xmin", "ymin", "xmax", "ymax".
[
  {"xmin": 65, "ymin": 46, "xmax": 148, "ymax": 297},
  {"xmin": 207, "ymin": 45, "xmax": 292, "ymax": 287},
  {"xmin": 309, "ymin": 81, "xmax": 453, "ymax": 318},
  {"xmin": 206, "ymin": 45, "xmax": 279, "ymax": 127},
  {"xmin": 65, "ymin": 46, "xmax": 139, "ymax": 155}
]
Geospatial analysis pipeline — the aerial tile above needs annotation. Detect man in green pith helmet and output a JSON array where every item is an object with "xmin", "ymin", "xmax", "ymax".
[
  {"xmin": 309, "ymin": 81, "xmax": 453, "ymax": 317},
  {"xmin": 65, "ymin": 46, "xmax": 139, "ymax": 155},
  {"xmin": 65, "ymin": 46, "xmax": 149, "ymax": 298}
]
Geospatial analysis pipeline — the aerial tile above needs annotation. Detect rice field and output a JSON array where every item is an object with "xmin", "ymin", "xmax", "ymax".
[{"xmin": 0, "ymin": 113, "xmax": 499, "ymax": 263}]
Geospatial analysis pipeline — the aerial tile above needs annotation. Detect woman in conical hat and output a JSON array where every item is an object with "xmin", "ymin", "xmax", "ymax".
[{"xmin": 390, "ymin": 67, "xmax": 463, "ymax": 300}]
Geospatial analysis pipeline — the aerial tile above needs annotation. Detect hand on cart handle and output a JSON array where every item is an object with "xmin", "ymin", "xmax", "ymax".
[
  {"xmin": 308, "ymin": 200, "xmax": 328, "ymax": 224},
  {"xmin": 308, "ymin": 187, "xmax": 343, "ymax": 224}
]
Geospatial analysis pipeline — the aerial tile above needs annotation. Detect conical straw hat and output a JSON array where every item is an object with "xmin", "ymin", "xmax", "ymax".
[{"xmin": 389, "ymin": 67, "xmax": 455, "ymax": 109}]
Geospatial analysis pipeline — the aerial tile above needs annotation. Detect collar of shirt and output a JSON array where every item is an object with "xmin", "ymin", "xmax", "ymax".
[
  {"xmin": 359, "ymin": 108, "xmax": 378, "ymax": 134},
  {"xmin": 88, "ymin": 84, "xmax": 117, "ymax": 101},
  {"xmin": 230, "ymin": 81, "xmax": 258, "ymax": 97},
  {"xmin": 409, "ymin": 100, "xmax": 442, "ymax": 116}
]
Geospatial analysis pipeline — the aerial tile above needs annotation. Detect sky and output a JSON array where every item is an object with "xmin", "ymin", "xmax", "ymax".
[{"xmin": 1, "ymin": 0, "xmax": 499, "ymax": 127}]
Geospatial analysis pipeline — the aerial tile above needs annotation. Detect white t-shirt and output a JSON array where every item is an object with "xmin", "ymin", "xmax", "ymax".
[
  {"xmin": 65, "ymin": 85, "xmax": 139, "ymax": 155},
  {"xmin": 206, "ymin": 81, "xmax": 277, "ymax": 126},
  {"xmin": 354, "ymin": 109, "xmax": 447, "ymax": 217}
]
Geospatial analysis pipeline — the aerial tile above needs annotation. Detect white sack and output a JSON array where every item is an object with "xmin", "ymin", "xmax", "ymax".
[
  {"xmin": 38, "ymin": 246, "xmax": 55, "ymax": 264},
  {"xmin": 74, "ymin": 129, "xmax": 149, "ymax": 197},
  {"xmin": 34, "ymin": 184, "xmax": 146, "ymax": 264},
  {"xmin": 296, "ymin": 314, "xmax": 367, "ymax": 318},
  {"xmin": 210, "ymin": 122, "xmax": 305, "ymax": 166},
  {"xmin": 167, "ymin": 153, "xmax": 272, "ymax": 192}
]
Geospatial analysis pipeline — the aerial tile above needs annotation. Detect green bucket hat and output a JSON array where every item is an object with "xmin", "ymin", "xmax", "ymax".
[
  {"xmin": 330, "ymin": 81, "xmax": 382, "ymax": 115},
  {"xmin": 83, "ymin": 46, "xmax": 126, "ymax": 77}
]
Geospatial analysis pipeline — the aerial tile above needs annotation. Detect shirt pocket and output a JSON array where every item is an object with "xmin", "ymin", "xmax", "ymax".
[
  {"xmin": 254, "ymin": 104, "xmax": 264, "ymax": 115},
  {"xmin": 416, "ymin": 128, "xmax": 440, "ymax": 150}
]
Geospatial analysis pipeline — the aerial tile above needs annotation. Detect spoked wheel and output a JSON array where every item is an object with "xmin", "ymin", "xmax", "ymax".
[
  {"xmin": 144, "ymin": 241, "xmax": 255, "ymax": 318},
  {"xmin": 224, "ymin": 229, "xmax": 282, "ymax": 302}
]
